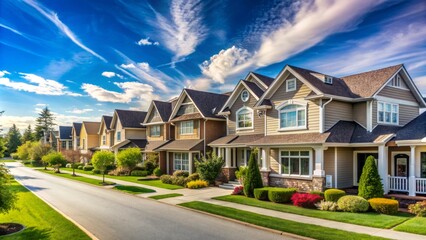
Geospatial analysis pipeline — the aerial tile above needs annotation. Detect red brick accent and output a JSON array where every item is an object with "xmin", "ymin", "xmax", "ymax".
[{"xmin": 218, "ymin": 167, "xmax": 237, "ymax": 182}]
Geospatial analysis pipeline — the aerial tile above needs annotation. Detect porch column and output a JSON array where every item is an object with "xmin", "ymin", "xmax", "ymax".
[
  {"xmin": 313, "ymin": 147, "xmax": 325, "ymax": 177},
  {"xmin": 218, "ymin": 147, "xmax": 222, "ymax": 158},
  {"xmin": 409, "ymin": 146, "xmax": 416, "ymax": 196},
  {"xmin": 378, "ymin": 145, "xmax": 389, "ymax": 194},
  {"xmin": 225, "ymin": 148, "xmax": 231, "ymax": 168},
  {"xmin": 212, "ymin": 147, "xmax": 217, "ymax": 156},
  {"xmin": 258, "ymin": 148, "xmax": 262, "ymax": 166},
  {"xmin": 244, "ymin": 149, "xmax": 247, "ymax": 166},
  {"xmin": 189, "ymin": 152, "xmax": 193, "ymax": 174},
  {"xmin": 261, "ymin": 148, "xmax": 269, "ymax": 171},
  {"xmin": 232, "ymin": 148, "xmax": 237, "ymax": 167},
  {"xmin": 166, "ymin": 152, "xmax": 170, "ymax": 174}
]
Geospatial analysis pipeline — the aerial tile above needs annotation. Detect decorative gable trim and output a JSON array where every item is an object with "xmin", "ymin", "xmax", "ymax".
[
  {"xmin": 218, "ymin": 80, "xmax": 260, "ymax": 114},
  {"xmin": 245, "ymin": 72, "xmax": 268, "ymax": 90},
  {"xmin": 168, "ymin": 89, "xmax": 205, "ymax": 121},
  {"xmin": 143, "ymin": 101, "xmax": 163, "ymax": 124}
]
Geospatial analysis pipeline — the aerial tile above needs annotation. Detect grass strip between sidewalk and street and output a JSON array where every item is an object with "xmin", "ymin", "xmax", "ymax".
[
  {"xmin": 213, "ymin": 195, "xmax": 411, "ymax": 229},
  {"xmin": 149, "ymin": 193, "xmax": 183, "ymax": 200},
  {"xmin": 0, "ymin": 181, "xmax": 90, "ymax": 240},
  {"xmin": 62, "ymin": 168, "xmax": 183, "ymax": 190},
  {"xmin": 37, "ymin": 169, "xmax": 115, "ymax": 186},
  {"xmin": 179, "ymin": 201, "xmax": 388, "ymax": 240},
  {"xmin": 393, "ymin": 217, "xmax": 426, "ymax": 235},
  {"xmin": 113, "ymin": 185, "xmax": 155, "ymax": 194}
]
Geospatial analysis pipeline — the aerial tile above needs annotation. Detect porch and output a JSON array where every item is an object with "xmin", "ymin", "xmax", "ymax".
[{"xmin": 388, "ymin": 176, "xmax": 426, "ymax": 195}]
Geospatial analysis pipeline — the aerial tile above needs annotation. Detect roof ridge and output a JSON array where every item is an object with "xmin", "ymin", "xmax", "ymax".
[
  {"xmin": 185, "ymin": 88, "xmax": 229, "ymax": 96},
  {"xmin": 341, "ymin": 64, "xmax": 403, "ymax": 79}
]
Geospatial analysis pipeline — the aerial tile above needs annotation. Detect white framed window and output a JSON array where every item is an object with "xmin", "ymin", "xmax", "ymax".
[
  {"xmin": 117, "ymin": 131, "xmax": 121, "ymax": 141},
  {"xmin": 68, "ymin": 141, "xmax": 72, "ymax": 149},
  {"xmin": 286, "ymin": 78, "xmax": 296, "ymax": 92},
  {"xmin": 278, "ymin": 104, "xmax": 307, "ymax": 130},
  {"xmin": 279, "ymin": 150, "xmax": 312, "ymax": 177},
  {"xmin": 102, "ymin": 135, "xmax": 106, "ymax": 145},
  {"xmin": 378, "ymin": 102, "xmax": 398, "ymax": 125},
  {"xmin": 174, "ymin": 152, "xmax": 189, "ymax": 171},
  {"xmin": 241, "ymin": 90, "xmax": 249, "ymax": 102},
  {"xmin": 236, "ymin": 107, "xmax": 253, "ymax": 130},
  {"xmin": 61, "ymin": 141, "xmax": 66, "ymax": 149},
  {"xmin": 150, "ymin": 125, "xmax": 161, "ymax": 137},
  {"xmin": 325, "ymin": 76, "xmax": 333, "ymax": 84},
  {"xmin": 180, "ymin": 121, "xmax": 194, "ymax": 135}
]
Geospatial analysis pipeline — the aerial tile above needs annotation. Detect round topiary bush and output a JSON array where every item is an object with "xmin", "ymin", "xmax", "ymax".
[
  {"xmin": 268, "ymin": 188, "xmax": 297, "ymax": 203},
  {"xmin": 368, "ymin": 198, "xmax": 399, "ymax": 215},
  {"xmin": 337, "ymin": 195, "xmax": 369, "ymax": 213},
  {"xmin": 153, "ymin": 167, "xmax": 162, "ymax": 177},
  {"xmin": 187, "ymin": 173, "xmax": 200, "ymax": 182},
  {"xmin": 160, "ymin": 175, "xmax": 173, "ymax": 184},
  {"xmin": 254, "ymin": 188, "xmax": 270, "ymax": 201},
  {"xmin": 324, "ymin": 189, "xmax": 346, "ymax": 202},
  {"xmin": 83, "ymin": 165, "xmax": 94, "ymax": 171},
  {"xmin": 92, "ymin": 169, "xmax": 101, "ymax": 174}
]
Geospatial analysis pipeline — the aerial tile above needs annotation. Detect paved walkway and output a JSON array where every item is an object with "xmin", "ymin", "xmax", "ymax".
[{"xmin": 60, "ymin": 168, "xmax": 425, "ymax": 240}]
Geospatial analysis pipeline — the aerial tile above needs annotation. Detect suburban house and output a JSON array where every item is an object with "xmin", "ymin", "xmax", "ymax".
[
  {"xmin": 57, "ymin": 126, "xmax": 72, "ymax": 152},
  {"xmin": 79, "ymin": 121, "xmax": 101, "ymax": 155},
  {"xmin": 48, "ymin": 130, "xmax": 59, "ymax": 150},
  {"xmin": 155, "ymin": 89, "xmax": 229, "ymax": 174},
  {"xmin": 71, "ymin": 122, "xmax": 82, "ymax": 151},
  {"xmin": 109, "ymin": 109, "xmax": 147, "ymax": 154},
  {"xmin": 142, "ymin": 100, "xmax": 175, "ymax": 173},
  {"xmin": 209, "ymin": 64, "xmax": 426, "ymax": 196},
  {"xmin": 98, "ymin": 115, "xmax": 113, "ymax": 150}
]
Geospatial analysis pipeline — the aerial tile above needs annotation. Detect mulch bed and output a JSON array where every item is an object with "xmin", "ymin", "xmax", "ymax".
[{"xmin": 0, "ymin": 223, "xmax": 24, "ymax": 236}]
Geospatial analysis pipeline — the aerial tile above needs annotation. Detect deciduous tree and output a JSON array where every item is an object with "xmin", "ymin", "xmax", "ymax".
[
  {"xmin": 116, "ymin": 148, "xmax": 142, "ymax": 175},
  {"xmin": 195, "ymin": 152, "xmax": 224, "ymax": 184},
  {"xmin": 91, "ymin": 151, "xmax": 115, "ymax": 183},
  {"xmin": 63, "ymin": 150, "xmax": 82, "ymax": 176},
  {"xmin": 42, "ymin": 152, "xmax": 67, "ymax": 173}
]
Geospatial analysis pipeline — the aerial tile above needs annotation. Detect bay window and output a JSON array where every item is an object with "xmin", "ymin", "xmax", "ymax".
[
  {"xmin": 378, "ymin": 102, "xmax": 398, "ymax": 124},
  {"xmin": 280, "ymin": 150, "xmax": 311, "ymax": 176}
]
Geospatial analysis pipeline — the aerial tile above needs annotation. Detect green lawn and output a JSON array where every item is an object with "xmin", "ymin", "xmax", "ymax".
[
  {"xmin": 62, "ymin": 168, "xmax": 183, "ymax": 190},
  {"xmin": 213, "ymin": 195, "xmax": 411, "ymax": 229},
  {"xmin": 394, "ymin": 217, "xmax": 426, "ymax": 235},
  {"xmin": 112, "ymin": 185, "xmax": 155, "ymax": 194},
  {"xmin": 37, "ymin": 169, "xmax": 115, "ymax": 186},
  {"xmin": 0, "ymin": 181, "xmax": 90, "ymax": 240},
  {"xmin": 0, "ymin": 160, "xmax": 15, "ymax": 162},
  {"xmin": 180, "ymin": 201, "xmax": 388, "ymax": 240},
  {"xmin": 149, "ymin": 193, "xmax": 183, "ymax": 200}
]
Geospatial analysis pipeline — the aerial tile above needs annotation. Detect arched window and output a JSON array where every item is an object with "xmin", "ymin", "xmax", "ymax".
[
  {"xmin": 278, "ymin": 104, "xmax": 306, "ymax": 130},
  {"xmin": 236, "ymin": 107, "xmax": 253, "ymax": 130}
]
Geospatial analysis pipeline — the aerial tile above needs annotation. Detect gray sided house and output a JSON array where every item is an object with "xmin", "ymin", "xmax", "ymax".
[
  {"xmin": 57, "ymin": 126, "xmax": 72, "ymax": 152},
  {"xmin": 110, "ymin": 109, "xmax": 147, "ymax": 154}
]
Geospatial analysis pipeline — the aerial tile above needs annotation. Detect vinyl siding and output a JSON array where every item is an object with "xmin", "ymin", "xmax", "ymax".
[
  {"xmin": 146, "ymin": 109, "xmax": 162, "ymax": 123},
  {"xmin": 87, "ymin": 135, "xmax": 99, "ymax": 149},
  {"xmin": 270, "ymin": 148, "xmax": 280, "ymax": 174},
  {"xmin": 336, "ymin": 147, "xmax": 354, "ymax": 188},
  {"xmin": 372, "ymin": 101, "xmax": 377, "ymax": 127},
  {"xmin": 114, "ymin": 119, "xmax": 124, "ymax": 145},
  {"xmin": 324, "ymin": 148, "xmax": 335, "ymax": 185},
  {"xmin": 228, "ymin": 87, "xmax": 264, "ymax": 135},
  {"xmin": 353, "ymin": 102, "xmax": 367, "ymax": 127},
  {"xmin": 399, "ymin": 105, "xmax": 419, "ymax": 125},
  {"xmin": 125, "ymin": 129, "xmax": 146, "ymax": 139},
  {"xmin": 80, "ymin": 125, "xmax": 87, "ymax": 150},
  {"xmin": 377, "ymin": 86, "xmax": 417, "ymax": 102},
  {"xmin": 324, "ymin": 101, "xmax": 353, "ymax": 131}
]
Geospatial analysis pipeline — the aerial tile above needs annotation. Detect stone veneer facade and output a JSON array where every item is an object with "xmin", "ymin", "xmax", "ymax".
[
  {"xmin": 269, "ymin": 175, "xmax": 325, "ymax": 192},
  {"xmin": 218, "ymin": 167, "xmax": 237, "ymax": 183}
]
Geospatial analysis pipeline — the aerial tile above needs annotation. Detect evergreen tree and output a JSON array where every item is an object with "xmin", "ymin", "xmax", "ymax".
[
  {"xmin": 0, "ymin": 137, "xmax": 6, "ymax": 158},
  {"xmin": 243, "ymin": 148, "xmax": 263, "ymax": 197},
  {"xmin": 35, "ymin": 107, "xmax": 56, "ymax": 141},
  {"xmin": 5, "ymin": 124, "xmax": 21, "ymax": 156},
  {"xmin": 22, "ymin": 125, "xmax": 34, "ymax": 143},
  {"xmin": 358, "ymin": 155, "xmax": 384, "ymax": 199}
]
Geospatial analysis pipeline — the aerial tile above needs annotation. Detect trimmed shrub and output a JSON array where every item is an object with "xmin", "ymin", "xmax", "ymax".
[
  {"xmin": 187, "ymin": 173, "xmax": 200, "ymax": 182},
  {"xmin": 77, "ymin": 165, "xmax": 83, "ymax": 170},
  {"xmin": 42, "ymin": 152, "xmax": 67, "ymax": 173},
  {"xmin": 108, "ymin": 167, "xmax": 128, "ymax": 176},
  {"xmin": 243, "ymin": 149, "xmax": 263, "ymax": 197},
  {"xmin": 172, "ymin": 176, "xmax": 187, "ymax": 187},
  {"xmin": 92, "ymin": 169, "xmax": 101, "ymax": 174},
  {"xmin": 291, "ymin": 193, "xmax": 322, "ymax": 208},
  {"xmin": 254, "ymin": 188, "xmax": 271, "ymax": 201},
  {"xmin": 133, "ymin": 166, "xmax": 145, "ymax": 171},
  {"xmin": 358, "ymin": 155, "xmax": 384, "ymax": 199},
  {"xmin": 315, "ymin": 200, "xmax": 339, "ymax": 211},
  {"xmin": 337, "ymin": 195, "xmax": 369, "ymax": 213},
  {"xmin": 65, "ymin": 163, "xmax": 72, "ymax": 168},
  {"xmin": 324, "ymin": 189, "xmax": 346, "ymax": 202},
  {"xmin": 368, "ymin": 198, "xmax": 399, "ymax": 215},
  {"xmin": 310, "ymin": 191, "xmax": 324, "ymax": 198},
  {"xmin": 195, "ymin": 152, "xmax": 224, "ymax": 184},
  {"xmin": 153, "ymin": 167, "xmax": 162, "ymax": 177},
  {"xmin": 173, "ymin": 170, "xmax": 189, "ymax": 178},
  {"xmin": 187, "ymin": 180, "xmax": 209, "ymax": 189},
  {"xmin": 268, "ymin": 188, "xmax": 297, "ymax": 203},
  {"xmin": 160, "ymin": 175, "xmax": 173, "ymax": 184},
  {"xmin": 11, "ymin": 153, "xmax": 20, "ymax": 160},
  {"xmin": 232, "ymin": 185, "xmax": 244, "ymax": 195},
  {"xmin": 235, "ymin": 166, "xmax": 247, "ymax": 183},
  {"xmin": 408, "ymin": 200, "xmax": 426, "ymax": 217},
  {"xmin": 131, "ymin": 170, "xmax": 148, "ymax": 177},
  {"xmin": 144, "ymin": 160, "xmax": 157, "ymax": 175},
  {"xmin": 83, "ymin": 165, "xmax": 94, "ymax": 171}
]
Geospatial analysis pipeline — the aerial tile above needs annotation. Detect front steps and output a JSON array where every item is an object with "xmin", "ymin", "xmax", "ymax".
[{"xmin": 219, "ymin": 180, "xmax": 241, "ymax": 190}]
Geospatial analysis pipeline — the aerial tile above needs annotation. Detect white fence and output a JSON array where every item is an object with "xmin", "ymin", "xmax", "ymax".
[
  {"xmin": 416, "ymin": 178, "xmax": 426, "ymax": 194},
  {"xmin": 388, "ymin": 176, "xmax": 409, "ymax": 192}
]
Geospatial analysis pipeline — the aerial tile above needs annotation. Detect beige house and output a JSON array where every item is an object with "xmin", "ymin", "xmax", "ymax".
[
  {"xmin": 110, "ymin": 109, "xmax": 147, "ymax": 154},
  {"xmin": 80, "ymin": 121, "xmax": 101, "ymax": 154},
  {"xmin": 98, "ymin": 115, "xmax": 113, "ymax": 150}
]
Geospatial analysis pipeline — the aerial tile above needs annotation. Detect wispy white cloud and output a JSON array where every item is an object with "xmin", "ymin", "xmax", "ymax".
[
  {"xmin": 35, "ymin": 103, "xmax": 47, "ymax": 107},
  {"xmin": 66, "ymin": 108, "xmax": 94, "ymax": 114},
  {"xmin": 0, "ymin": 71, "xmax": 81, "ymax": 96},
  {"xmin": 137, "ymin": 37, "xmax": 159, "ymax": 46},
  {"xmin": 23, "ymin": 0, "xmax": 107, "ymax": 62},
  {"xmin": 102, "ymin": 71, "xmax": 123, "ymax": 79}
]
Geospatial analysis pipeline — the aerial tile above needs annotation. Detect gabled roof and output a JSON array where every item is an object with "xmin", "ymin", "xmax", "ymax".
[
  {"xmin": 121, "ymin": 139, "xmax": 148, "ymax": 149},
  {"xmin": 394, "ymin": 112, "xmax": 426, "ymax": 141},
  {"xmin": 251, "ymin": 72, "xmax": 274, "ymax": 87},
  {"xmin": 102, "ymin": 116, "xmax": 113, "ymax": 130},
  {"xmin": 243, "ymin": 80, "xmax": 264, "ymax": 98},
  {"xmin": 72, "ymin": 122, "xmax": 82, "ymax": 136},
  {"xmin": 58, "ymin": 126, "xmax": 72, "ymax": 140},
  {"xmin": 156, "ymin": 139, "xmax": 204, "ymax": 151},
  {"xmin": 153, "ymin": 100, "xmax": 172, "ymax": 122},
  {"xmin": 114, "ymin": 109, "xmax": 147, "ymax": 128},
  {"xmin": 82, "ymin": 121, "xmax": 101, "ymax": 135},
  {"xmin": 218, "ymin": 80, "xmax": 265, "ymax": 114}
]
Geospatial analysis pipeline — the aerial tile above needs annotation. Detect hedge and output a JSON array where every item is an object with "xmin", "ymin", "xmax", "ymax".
[
  {"xmin": 268, "ymin": 188, "xmax": 297, "ymax": 203},
  {"xmin": 368, "ymin": 198, "xmax": 399, "ymax": 215}
]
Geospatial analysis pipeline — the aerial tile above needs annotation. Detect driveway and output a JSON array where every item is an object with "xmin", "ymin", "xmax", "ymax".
[{"xmin": 6, "ymin": 162, "xmax": 296, "ymax": 240}]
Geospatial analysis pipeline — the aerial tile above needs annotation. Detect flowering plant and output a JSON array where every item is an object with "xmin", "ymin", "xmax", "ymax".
[{"xmin": 231, "ymin": 185, "xmax": 244, "ymax": 195}]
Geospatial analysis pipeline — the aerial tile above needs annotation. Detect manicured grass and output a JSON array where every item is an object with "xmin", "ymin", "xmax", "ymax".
[
  {"xmin": 37, "ymin": 169, "xmax": 115, "ymax": 186},
  {"xmin": 62, "ymin": 168, "xmax": 183, "ymax": 190},
  {"xmin": 213, "ymin": 195, "xmax": 411, "ymax": 229},
  {"xmin": 112, "ymin": 185, "xmax": 155, "ymax": 194},
  {"xmin": 394, "ymin": 217, "xmax": 426, "ymax": 235},
  {"xmin": 149, "ymin": 193, "xmax": 183, "ymax": 200},
  {"xmin": 180, "ymin": 201, "xmax": 388, "ymax": 240},
  {"xmin": 0, "ymin": 160, "xmax": 15, "ymax": 162},
  {"xmin": 0, "ymin": 181, "xmax": 90, "ymax": 240}
]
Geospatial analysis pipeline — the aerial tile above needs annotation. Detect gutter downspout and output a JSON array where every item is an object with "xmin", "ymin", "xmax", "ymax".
[
  {"xmin": 320, "ymin": 98, "xmax": 333, "ymax": 133},
  {"xmin": 204, "ymin": 119, "xmax": 207, "ymax": 156}
]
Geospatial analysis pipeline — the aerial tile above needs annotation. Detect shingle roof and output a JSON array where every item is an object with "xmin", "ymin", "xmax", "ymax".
[
  {"xmin": 156, "ymin": 139, "xmax": 204, "ymax": 151},
  {"xmin": 72, "ymin": 122, "xmax": 82, "ymax": 136},
  {"xmin": 82, "ymin": 122, "xmax": 101, "ymax": 135},
  {"xmin": 121, "ymin": 139, "xmax": 148, "ymax": 149},
  {"xmin": 59, "ymin": 126, "xmax": 72, "ymax": 140},
  {"xmin": 170, "ymin": 113, "xmax": 203, "ymax": 122},
  {"xmin": 185, "ymin": 89, "xmax": 229, "ymax": 118},
  {"xmin": 153, "ymin": 100, "xmax": 172, "ymax": 122},
  {"xmin": 116, "ymin": 109, "xmax": 147, "ymax": 128},
  {"xmin": 252, "ymin": 72, "xmax": 274, "ymax": 86},
  {"xmin": 325, "ymin": 121, "xmax": 401, "ymax": 143},
  {"xmin": 209, "ymin": 135, "xmax": 239, "ymax": 146},
  {"xmin": 243, "ymin": 80, "xmax": 264, "ymax": 98},
  {"xmin": 394, "ymin": 112, "xmax": 426, "ymax": 141},
  {"xmin": 250, "ymin": 133, "xmax": 330, "ymax": 145},
  {"xmin": 144, "ymin": 140, "xmax": 169, "ymax": 152},
  {"xmin": 102, "ymin": 116, "xmax": 113, "ymax": 130}
]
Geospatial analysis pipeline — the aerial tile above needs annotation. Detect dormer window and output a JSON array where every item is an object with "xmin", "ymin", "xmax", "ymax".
[
  {"xmin": 286, "ymin": 78, "xmax": 296, "ymax": 92},
  {"xmin": 241, "ymin": 90, "xmax": 249, "ymax": 102},
  {"xmin": 325, "ymin": 76, "xmax": 333, "ymax": 84}
]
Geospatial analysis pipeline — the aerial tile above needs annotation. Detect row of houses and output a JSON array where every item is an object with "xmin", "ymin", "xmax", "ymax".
[{"xmin": 52, "ymin": 63, "xmax": 426, "ymax": 196}]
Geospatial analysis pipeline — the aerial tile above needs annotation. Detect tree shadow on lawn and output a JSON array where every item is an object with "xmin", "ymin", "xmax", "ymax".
[
  {"xmin": 9, "ymin": 184, "xmax": 46, "ymax": 193},
  {"xmin": 10, "ymin": 226, "xmax": 52, "ymax": 240},
  {"xmin": 14, "ymin": 175, "xmax": 38, "ymax": 180}
]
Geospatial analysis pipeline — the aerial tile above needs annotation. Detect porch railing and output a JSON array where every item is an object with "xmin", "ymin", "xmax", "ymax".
[
  {"xmin": 388, "ymin": 176, "xmax": 409, "ymax": 192},
  {"xmin": 416, "ymin": 178, "xmax": 426, "ymax": 194}
]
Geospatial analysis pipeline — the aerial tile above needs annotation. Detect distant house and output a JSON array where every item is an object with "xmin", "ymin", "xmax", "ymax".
[
  {"xmin": 110, "ymin": 109, "xmax": 147, "ymax": 154},
  {"xmin": 57, "ymin": 126, "xmax": 72, "ymax": 152},
  {"xmin": 80, "ymin": 121, "xmax": 101, "ymax": 154},
  {"xmin": 98, "ymin": 115, "xmax": 113, "ymax": 150},
  {"xmin": 48, "ymin": 130, "xmax": 59, "ymax": 149},
  {"xmin": 71, "ymin": 122, "xmax": 82, "ymax": 151}
]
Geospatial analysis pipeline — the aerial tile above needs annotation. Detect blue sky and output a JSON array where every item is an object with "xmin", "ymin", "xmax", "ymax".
[{"xmin": 0, "ymin": 0, "xmax": 425, "ymax": 131}]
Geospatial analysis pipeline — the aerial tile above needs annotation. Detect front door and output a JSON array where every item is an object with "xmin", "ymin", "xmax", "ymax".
[
  {"xmin": 357, "ymin": 153, "xmax": 378, "ymax": 183},
  {"xmin": 421, "ymin": 152, "xmax": 426, "ymax": 178},
  {"xmin": 394, "ymin": 154, "xmax": 409, "ymax": 177}
]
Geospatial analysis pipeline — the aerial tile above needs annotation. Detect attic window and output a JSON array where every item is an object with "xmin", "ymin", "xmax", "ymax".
[
  {"xmin": 286, "ymin": 78, "xmax": 296, "ymax": 92},
  {"xmin": 391, "ymin": 75, "xmax": 401, "ymax": 87},
  {"xmin": 241, "ymin": 90, "xmax": 249, "ymax": 102},
  {"xmin": 325, "ymin": 76, "xmax": 333, "ymax": 84}
]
